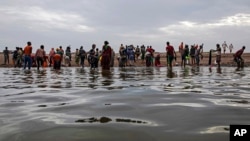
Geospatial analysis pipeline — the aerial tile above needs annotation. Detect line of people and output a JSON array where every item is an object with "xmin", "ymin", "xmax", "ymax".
[
  {"xmin": 2, "ymin": 41, "xmax": 117, "ymax": 70},
  {"xmin": 2, "ymin": 41, "xmax": 246, "ymax": 69}
]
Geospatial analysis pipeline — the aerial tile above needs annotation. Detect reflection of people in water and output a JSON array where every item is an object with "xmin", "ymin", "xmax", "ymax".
[
  {"xmin": 166, "ymin": 68, "xmax": 176, "ymax": 78},
  {"xmin": 101, "ymin": 70, "xmax": 114, "ymax": 86}
]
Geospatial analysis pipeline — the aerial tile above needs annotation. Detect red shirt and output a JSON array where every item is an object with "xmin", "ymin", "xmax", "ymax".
[
  {"xmin": 146, "ymin": 48, "xmax": 154, "ymax": 54},
  {"xmin": 24, "ymin": 45, "xmax": 32, "ymax": 55},
  {"xmin": 166, "ymin": 45, "xmax": 175, "ymax": 56}
]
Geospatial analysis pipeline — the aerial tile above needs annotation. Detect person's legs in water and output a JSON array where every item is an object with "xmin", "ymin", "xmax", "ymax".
[
  {"xmin": 168, "ymin": 55, "xmax": 174, "ymax": 68},
  {"xmin": 23, "ymin": 56, "xmax": 28, "ymax": 69},
  {"xmin": 27, "ymin": 56, "xmax": 32, "ymax": 70}
]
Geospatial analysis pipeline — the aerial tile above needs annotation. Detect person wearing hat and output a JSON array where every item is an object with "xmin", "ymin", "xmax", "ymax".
[{"xmin": 101, "ymin": 41, "xmax": 112, "ymax": 70}]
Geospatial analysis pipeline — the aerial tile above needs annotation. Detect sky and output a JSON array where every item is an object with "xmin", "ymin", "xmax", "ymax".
[{"xmin": 0, "ymin": 0, "xmax": 250, "ymax": 53}]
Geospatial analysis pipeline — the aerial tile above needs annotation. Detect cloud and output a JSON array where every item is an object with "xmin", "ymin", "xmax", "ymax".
[
  {"xmin": 159, "ymin": 13, "xmax": 250, "ymax": 35},
  {"xmin": 0, "ymin": 6, "xmax": 94, "ymax": 32}
]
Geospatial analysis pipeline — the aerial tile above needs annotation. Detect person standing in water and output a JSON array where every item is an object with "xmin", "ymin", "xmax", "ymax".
[
  {"xmin": 35, "ymin": 45, "xmax": 46, "ymax": 70},
  {"xmin": 211, "ymin": 44, "xmax": 222, "ymax": 68},
  {"xmin": 181, "ymin": 45, "xmax": 189, "ymax": 68},
  {"xmin": 23, "ymin": 41, "xmax": 32, "ymax": 70},
  {"xmin": 234, "ymin": 46, "xmax": 245, "ymax": 68},
  {"xmin": 75, "ymin": 48, "xmax": 80, "ymax": 66},
  {"xmin": 49, "ymin": 48, "xmax": 55, "ymax": 67},
  {"xmin": 3, "ymin": 47, "xmax": 10, "ymax": 65},
  {"xmin": 53, "ymin": 48, "xmax": 62, "ymax": 70},
  {"xmin": 101, "ymin": 41, "xmax": 112, "ymax": 70},
  {"xmin": 79, "ymin": 46, "xmax": 86, "ymax": 68},
  {"xmin": 166, "ymin": 41, "xmax": 176, "ymax": 68}
]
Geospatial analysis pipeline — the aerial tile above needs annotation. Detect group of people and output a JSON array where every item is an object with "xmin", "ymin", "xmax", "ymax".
[
  {"xmin": 2, "ymin": 41, "xmax": 246, "ymax": 70},
  {"xmin": 118, "ymin": 44, "xmax": 163, "ymax": 67},
  {"xmin": 2, "ymin": 41, "xmax": 116, "ymax": 70}
]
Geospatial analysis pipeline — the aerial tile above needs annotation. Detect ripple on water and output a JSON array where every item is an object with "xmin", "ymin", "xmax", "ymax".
[{"xmin": 0, "ymin": 67, "xmax": 250, "ymax": 141}]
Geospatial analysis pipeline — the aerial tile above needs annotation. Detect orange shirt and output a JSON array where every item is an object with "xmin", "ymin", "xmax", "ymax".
[
  {"xmin": 24, "ymin": 45, "xmax": 32, "ymax": 55},
  {"xmin": 53, "ymin": 54, "xmax": 61, "ymax": 61}
]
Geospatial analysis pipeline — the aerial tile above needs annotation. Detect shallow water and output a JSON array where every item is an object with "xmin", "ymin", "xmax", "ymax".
[{"xmin": 0, "ymin": 67, "xmax": 249, "ymax": 141}]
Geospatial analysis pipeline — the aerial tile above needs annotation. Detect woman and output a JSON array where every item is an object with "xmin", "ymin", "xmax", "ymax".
[{"xmin": 101, "ymin": 41, "xmax": 112, "ymax": 70}]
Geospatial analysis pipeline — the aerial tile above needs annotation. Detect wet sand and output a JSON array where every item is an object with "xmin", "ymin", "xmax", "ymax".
[
  {"xmin": 1, "ymin": 52, "xmax": 250, "ymax": 67},
  {"xmin": 0, "ymin": 67, "xmax": 249, "ymax": 141}
]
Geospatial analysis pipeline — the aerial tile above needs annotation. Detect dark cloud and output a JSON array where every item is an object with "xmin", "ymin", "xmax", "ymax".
[{"xmin": 0, "ymin": 0, "xmax": 249, "ymax": 52}]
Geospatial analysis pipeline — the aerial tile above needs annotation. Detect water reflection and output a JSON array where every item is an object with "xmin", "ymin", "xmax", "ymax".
[
  {"xmin": 101, "ymin": 69, "xmax": 114, "ymax": 86},
  {"xmin": 166, "ymin": 68, "xmax": 177, "ymax": 78},
  {"xmin": 180, "ymin": 67, "xmax": 190, "ymax": 78},
  {"xmin": 0, "ymin": 67, "xmax": 250, "ymax": 141},
  {"xmin": 75, "ymin": 117, "xmax": 148, "ymax": 124}
]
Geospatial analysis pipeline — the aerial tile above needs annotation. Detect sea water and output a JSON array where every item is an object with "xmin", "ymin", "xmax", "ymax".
[{"xmin": 0, "ymin": 67, "xmax": 249, "ymax": 141}]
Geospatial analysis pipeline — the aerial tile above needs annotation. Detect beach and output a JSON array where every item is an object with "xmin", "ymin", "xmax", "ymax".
[{"xmin": 1, "ymin": 52, "xmax": 250, "ymax": 67}]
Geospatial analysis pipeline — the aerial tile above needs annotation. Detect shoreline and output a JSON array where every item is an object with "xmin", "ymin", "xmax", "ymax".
[{"xmin": 1, "ymin": 52, "xmax": 250, "ymax": 67}]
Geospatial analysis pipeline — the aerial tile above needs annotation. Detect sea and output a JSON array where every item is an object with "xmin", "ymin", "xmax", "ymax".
[{"xmin": 0, "ymin": 67, "xmax": 249, "ymax": 141}]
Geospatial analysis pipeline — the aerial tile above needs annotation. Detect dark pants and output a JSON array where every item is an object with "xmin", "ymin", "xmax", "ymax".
[
  {"xmin": 54, "ymin": 61, "xmax": 61, "ymax": 70},
  {"xmin": 80, "ymin": 56, "xmax": 85, "ymax": 67},
  {"xmin": 24, "ymin": 55, "xmax": 32, "ymax": 70},
  {"xmin": 49, "ymin": 56, "xmax": 53, "ymax": 67},
  {"xmin": 36, "ymin": 57, "xmax": 43, "ymax": 70},
  {"xmin": 4, "ymin": 55, "xmax": 9, "ymax": 64}
]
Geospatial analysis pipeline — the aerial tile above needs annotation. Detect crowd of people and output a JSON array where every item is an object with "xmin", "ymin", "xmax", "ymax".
[{"xmin": 1, "ymin": 41, "xmax": 246, "ymax": 70}]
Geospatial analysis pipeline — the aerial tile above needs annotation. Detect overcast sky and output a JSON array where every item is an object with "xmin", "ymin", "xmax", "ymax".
[{"xmin": 0, "ymin": 0, "xmax": 250, "ymax": 52}]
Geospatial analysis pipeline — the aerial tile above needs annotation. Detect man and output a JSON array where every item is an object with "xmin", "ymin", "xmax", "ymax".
[
  {"xmin": 166, "ymin": 41, "xmax": 176, "ymax": 68},
  {"xmin": 49, "ymin": 48, "xmax": 55, "ymax": 67},
  {"xmin": 179, "ymin": 42, "xmax": 184, "ymax": 54},
  {"xmin": 23, "ymin": 41, "xmax": 32, "ymax": 70},
  {"xmin": 13, "ymin": 47, "xmax": 19, "ymax": 67},
  {"xmin": 140, "ymin": 45, "xmax": 146, "ymax": 64},
  {"xmin": 181, "ymin": 45, "xmax": 189, "ymax": 68},
  {"xmin": 75, "ymin": 48, "xmax": 79, "ymax": 66},
  {"xmin": 234, "ymin": 46, "xmax": 245, "ymax": 68},
  {"xmin": 59, "ymin": 46, "xmax": 64, "ymax": 63},
  {"xmin": 211, "ymin": 44, "xmax": 222, "ymax": 68},
  {"xmin": 53, "ymin": 48, "xmax": 62, "ymax": 70},
  {"xmin": 35, "ymin": 45, "xmax": 46, "ymax": 70},
  {"xmin": 79, "ymin": 46, "xmax": 86, "ymax": 68},
  {"xmin": 229, "ymin": 44, "xmax": 233, "ymax": 53},
  {"xmin": 222, "ymin": 41, "xmax": 228, "ymax": 54},
  {"xmin": 135, "ymin": 45, "xmax": 141, "ymax": 60},
  {"xmin": 65, "ymin": 46, "xmax": 71, "ymax": 66},
  {"xmin": 88, "ymin": 44, "xmax": 96, "ymax": 69},
  {"xmin": 3, "ymin": 47, "xmax": 9, "ymax": 65}
]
